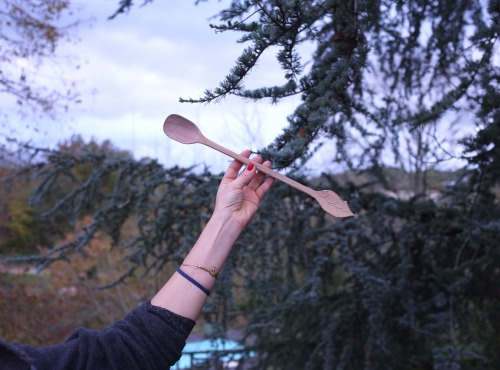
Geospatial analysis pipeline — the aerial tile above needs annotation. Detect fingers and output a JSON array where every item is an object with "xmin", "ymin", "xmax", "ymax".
[
  {"xmin": 222, "ymin": 150, "xmax": 274, "ymax": 198},
  {"xmin": 231, "ymin": 155, "xmax": 259, "ymax": 188},
  {"xmin": 255, "ymin": 169, "xmax": 275, "ymax": 200},
  {"xmin": 223, "ymin": 150, "xmax": 251, "ymax": 181},
  {"xmin": 247, "ymin": 156, "xmax": 266, "ymax": 191},
  {"xmin": 234, "ymin": 155, "xmax": 274, "ymax": 196}
]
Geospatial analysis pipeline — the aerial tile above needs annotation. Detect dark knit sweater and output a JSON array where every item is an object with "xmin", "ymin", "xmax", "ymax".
[{"xmin": 0, "ymin": 301, "xmax": 196, "ymax": 370}]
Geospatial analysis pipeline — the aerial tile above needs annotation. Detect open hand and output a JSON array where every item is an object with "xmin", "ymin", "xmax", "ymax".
[{"xmin": 214, "ymin": 150, "xmax": 274, "ymax": 230}]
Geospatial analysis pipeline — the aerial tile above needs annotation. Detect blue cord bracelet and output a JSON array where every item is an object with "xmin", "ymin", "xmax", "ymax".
[{"xmin": 176, "ymin": 267, "xmax": 210, "ymax": 296}]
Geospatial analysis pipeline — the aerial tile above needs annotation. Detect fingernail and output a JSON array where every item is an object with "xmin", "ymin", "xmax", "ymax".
[{"xmin": 247, "ymin": 162, "xmax": 254, "ymax": 171}]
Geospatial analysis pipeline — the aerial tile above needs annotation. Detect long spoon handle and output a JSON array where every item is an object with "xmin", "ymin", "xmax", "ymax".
[{"xmin": 201, "ymin": 136, "xmax": 316, "ymax": 197}]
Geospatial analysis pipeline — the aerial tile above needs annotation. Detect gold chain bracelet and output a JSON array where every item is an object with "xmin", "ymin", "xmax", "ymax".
[{"xmin": 182, "ymin": 264, "xmax": 220, "ymax": 279}]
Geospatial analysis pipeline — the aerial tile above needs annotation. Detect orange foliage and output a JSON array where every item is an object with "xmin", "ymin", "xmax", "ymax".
[{"xmin": 0, "ymin": 216, "xmax": 170, "ymax": 346}]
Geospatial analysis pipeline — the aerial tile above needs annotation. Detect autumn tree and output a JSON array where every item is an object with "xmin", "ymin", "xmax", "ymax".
[
  {"xmin": 0, "ymin": 136, "xmax": 132, "ymax": 254},
  {"xmin": 0, "ymin": 0, "xmax": 80, "ymax": 119}
]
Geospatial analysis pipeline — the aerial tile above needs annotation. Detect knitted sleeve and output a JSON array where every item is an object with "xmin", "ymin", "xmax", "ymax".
[{"xmin": 12, "ymin": 301, "xmax": 196, "ymax": 370}]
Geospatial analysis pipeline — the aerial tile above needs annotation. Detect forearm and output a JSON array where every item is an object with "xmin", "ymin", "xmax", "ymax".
[
  {"xmin": 151, "ymin": 212, "xmax": 242, "ymax": 320},
  {"xmin": 152, "ymin": 152, "xmax": 273, "ymax": 321}
]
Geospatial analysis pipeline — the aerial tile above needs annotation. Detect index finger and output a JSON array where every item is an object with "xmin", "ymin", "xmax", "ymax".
[{"xmin": 222, "ymin": 149, "xmax": 251, "ymax": 180}]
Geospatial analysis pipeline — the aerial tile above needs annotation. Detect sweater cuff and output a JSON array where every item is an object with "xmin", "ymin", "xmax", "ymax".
[{"xmin": 146, "ymin": 301, "xmax": 196, "ymax": 345}]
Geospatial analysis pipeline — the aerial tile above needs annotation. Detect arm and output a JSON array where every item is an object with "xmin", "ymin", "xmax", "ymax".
[
  {"xmin": 5, "ymin": 151, "xmax": 273, "ymax": 370},
  {"xmin": 13, "ymin": 302, "xmax": 195, "ymax": 370},
  {"xmin": 151, "ymin": 150, "xmax": 274, "ymax": 319}
]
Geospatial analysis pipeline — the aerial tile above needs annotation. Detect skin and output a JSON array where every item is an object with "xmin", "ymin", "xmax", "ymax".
[{"xmin": 151, "ymin": 150, "xmax": 274, "ymax": 320}]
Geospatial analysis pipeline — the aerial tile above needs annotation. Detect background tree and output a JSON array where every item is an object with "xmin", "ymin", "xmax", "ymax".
[
  {"xmin": 2, "ymin": 0, "xmax": 500, "ymax": 369},
  {"xmin": 0, "ymin": 136, "xmax": 132, "ymax": 254},
  {"xmin": 0, "ymin": 0, "xmax": 80, "ymax": 120}
]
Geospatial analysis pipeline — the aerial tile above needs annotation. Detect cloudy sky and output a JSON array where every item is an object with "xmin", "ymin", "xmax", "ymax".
[
  {"xmin": 7, "ymin": 0, "xmax": 313, "ymax": 174},
  {"xmin": 2, "ymin": 0, "xmax": 480, "ymax": 177}
]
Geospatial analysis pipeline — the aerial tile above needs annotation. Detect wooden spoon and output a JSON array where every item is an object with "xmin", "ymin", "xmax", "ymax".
[{"xmin": 163, "ymin": 114, "xmax": 354, "ymax": 218}]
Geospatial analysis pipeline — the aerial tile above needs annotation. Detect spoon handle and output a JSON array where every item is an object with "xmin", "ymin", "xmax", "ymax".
[{"xmin": 201, "ymin": 137, "xmax": 316, "ymax": 198}]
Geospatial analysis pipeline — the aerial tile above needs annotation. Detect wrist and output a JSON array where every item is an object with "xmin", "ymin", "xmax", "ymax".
[
  {"xmin": 188, "ymin": 212, "xmax": 242, "ymax": 264},
  {"xmin": 209, "ymin": 210, "xmax": 245, "ymax": 236}
]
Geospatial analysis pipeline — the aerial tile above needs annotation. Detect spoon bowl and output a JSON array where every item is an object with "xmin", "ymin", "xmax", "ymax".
[{"xmin": 163, "ymin": 114, "xmax": 203, "ymax": 144}]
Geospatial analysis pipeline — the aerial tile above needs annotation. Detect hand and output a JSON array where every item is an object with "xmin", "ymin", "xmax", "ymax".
[{"xmin": 214, "ymin": 150, "xmax": 274, "ymax": 229}]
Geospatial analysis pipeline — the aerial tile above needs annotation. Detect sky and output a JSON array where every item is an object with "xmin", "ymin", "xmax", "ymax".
[
  {"xmin": 3, "ymin": 1, "xmax": 477, "ymax": 176},
  {"xmin": 4, "ymin": 0, "xmax": 313, "ymax": 174}
]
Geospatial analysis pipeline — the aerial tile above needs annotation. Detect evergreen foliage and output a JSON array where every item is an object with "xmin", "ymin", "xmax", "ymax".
[
  {"xmin": 182, "ymin": 0, "xmax": 499, "ymax": 172},
  {"xmin": 6, "ymin": 141, "xmax": 500, "ymax": 368}
]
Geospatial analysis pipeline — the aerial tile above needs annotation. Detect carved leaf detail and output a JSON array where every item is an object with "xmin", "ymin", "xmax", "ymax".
[{"xmin": 315, "ymin": 190, "xmax": 355, "ymax": 218}]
